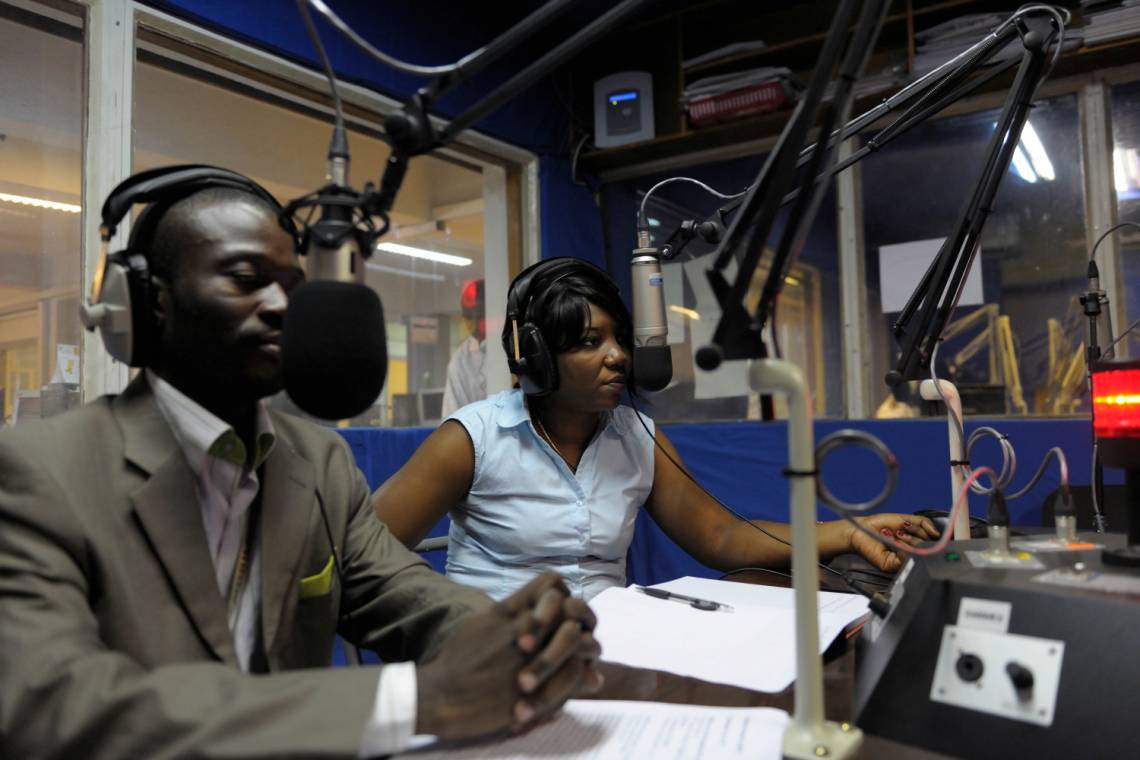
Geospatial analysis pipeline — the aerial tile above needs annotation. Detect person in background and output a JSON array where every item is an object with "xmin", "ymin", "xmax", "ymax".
[
  {"xmin": 0, "ymin": 177, "xmax": 600, "ymax": 759},
  {"xmin": 441, "ymin": 278, "xmax": 487, "ymax": 417},
  {"xmin": 374, "ymin": 257, "xmax": 938, "ymax": 602}
]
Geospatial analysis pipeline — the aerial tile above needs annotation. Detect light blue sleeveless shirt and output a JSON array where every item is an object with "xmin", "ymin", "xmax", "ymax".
[{"xmin": 445, "ymin": 389, "xmax": 655, "ymax": 602}]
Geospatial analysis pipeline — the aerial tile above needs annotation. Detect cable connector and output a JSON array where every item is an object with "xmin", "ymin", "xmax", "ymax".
[
  {"xmin": 869, "ymin": 591, "xmax": 891, "ymax": 619},
  {"xmin": 987, "ymin": 489, "xmax": 1010, "ymax": 528}
]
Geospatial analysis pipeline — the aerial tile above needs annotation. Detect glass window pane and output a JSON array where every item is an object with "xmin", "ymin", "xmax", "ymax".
[
  {"xmin": 860, "ymin": 94, "xmax": 1087, "ymax": 418},
  {"xmin": 132, "ymin": 57, "xmax": 489, "ymax": 426},
  {"xmin": 1110, "ymin": 79, "xmax": 1140, "ymax": 362},
  {"xmin": 0, "ymin": 10, "xmax": 84, "ymax": 426}
]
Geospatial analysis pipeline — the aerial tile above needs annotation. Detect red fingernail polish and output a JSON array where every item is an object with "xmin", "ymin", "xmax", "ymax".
[
  {"xmin": 896, "ymin": 530, "xmax": 907, "ymax": 537},
  {"xmin": 903, "ymin": 520, "xmax": 912, "ymax": 527},
  {"xmin": 881, "ymin": 528, "xmax": 892, "ymax": 536}
]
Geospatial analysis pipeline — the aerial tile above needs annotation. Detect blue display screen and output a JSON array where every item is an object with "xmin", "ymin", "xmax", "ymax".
[{"xmin": 609, "ymin": 90, "xmax": 639, "ymax": 106}]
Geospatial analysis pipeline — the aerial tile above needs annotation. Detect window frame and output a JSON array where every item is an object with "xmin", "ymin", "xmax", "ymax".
[{"xmin": 52, "ymin": 0, "xmax": 541, "ymax": 403}]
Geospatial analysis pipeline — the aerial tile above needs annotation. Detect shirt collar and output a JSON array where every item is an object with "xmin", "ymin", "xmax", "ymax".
[
  {"xmin": 497, "ymin": 388, "xmax": 628, "ymax": 436},
  {"xmin": 147, "ymin": 370, "xmax": 276, "ymax": 473}
]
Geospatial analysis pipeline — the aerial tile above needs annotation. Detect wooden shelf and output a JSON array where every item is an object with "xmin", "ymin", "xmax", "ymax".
[
  {"xmin": 682, "ymin": 0, "xmax": 978, "ymax": 77},
  {"xmin": 579, "ymin": 27, "xmax": 1140, "ymax": 182}
]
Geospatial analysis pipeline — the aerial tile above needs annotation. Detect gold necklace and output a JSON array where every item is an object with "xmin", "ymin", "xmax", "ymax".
[{"xmin": 533, "ymin": 415, "xmax": 577, "ymax": 473}]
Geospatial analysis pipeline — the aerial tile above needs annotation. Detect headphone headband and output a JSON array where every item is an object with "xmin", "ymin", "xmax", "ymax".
[
  {"xmin": 101, "ymin": 164, "xmax": 289, "ymax": 242},
  {"xmin": 506, "ymin": 257, "xmax": 618, "ymax": 324}
]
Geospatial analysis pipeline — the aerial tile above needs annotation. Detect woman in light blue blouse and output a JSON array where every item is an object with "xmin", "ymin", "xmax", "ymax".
[{"xmin": 373, "ymin": 258, "xmax": 936, "ymax": 601}]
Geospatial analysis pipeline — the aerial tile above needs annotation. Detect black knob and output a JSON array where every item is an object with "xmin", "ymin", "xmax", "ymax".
[
  {"xmin": 1006, "ymin": 662, "xmax": 1034, "ymax": 694},
  {"xmin": 956, "ymin": 653, "xmax": 984, "ymax": 682},
  {"xmin": 695, "ymin": 343, "xmax": 723, "ymax": 371}
]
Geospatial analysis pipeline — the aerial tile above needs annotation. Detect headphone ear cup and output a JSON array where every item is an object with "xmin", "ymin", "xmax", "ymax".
[
  {"xmin": 94, "ymin": 251, "xmax": 153, "ymax": 367},
  {"xmin": 515, "ymin": 323, "xmax": 558, "ymax": 396}
]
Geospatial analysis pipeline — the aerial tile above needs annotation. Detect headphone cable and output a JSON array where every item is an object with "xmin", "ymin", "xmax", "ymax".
[{"xmin": 625, "ymin": 394, "xmax": 854, "ymax": 587}]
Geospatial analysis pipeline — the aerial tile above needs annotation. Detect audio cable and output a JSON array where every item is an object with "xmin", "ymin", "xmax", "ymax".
[{"xmin": 626, "ymin": 395, "xmax": 905, "ymax": 607}]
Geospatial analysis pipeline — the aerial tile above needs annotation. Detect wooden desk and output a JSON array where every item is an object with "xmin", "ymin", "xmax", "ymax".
[{"xmin": 588, "ymin": 571, "xmax": 955, "ymax": 759}]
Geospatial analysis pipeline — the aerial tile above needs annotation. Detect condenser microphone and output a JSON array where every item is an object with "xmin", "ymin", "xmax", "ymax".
[
  {"xmin": 283, "ymin": 280, "xmax": 387, "ymax": 420},
  {"xmin": 283, "ymin": 130, "xmax": 388, "ymax": 419},
  {"xmin": 632, "ymin": 230, "xmax": 673, "ymax": 392}
]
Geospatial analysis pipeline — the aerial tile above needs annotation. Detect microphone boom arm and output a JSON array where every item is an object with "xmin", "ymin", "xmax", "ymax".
[{"xmin": 693, "ymin": 6, "xmax": 1063, "ymax": 373}]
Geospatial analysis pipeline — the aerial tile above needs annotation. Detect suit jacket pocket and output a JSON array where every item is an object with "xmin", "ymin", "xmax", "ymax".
[{"xmin": 299, "ymin": 554, "xmax": 335, "ymax": 599}]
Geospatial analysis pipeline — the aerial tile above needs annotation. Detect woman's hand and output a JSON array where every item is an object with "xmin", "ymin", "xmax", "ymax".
[{"xmin": 842, "ymin": 513, "xmax": 940, "ymax": 572}]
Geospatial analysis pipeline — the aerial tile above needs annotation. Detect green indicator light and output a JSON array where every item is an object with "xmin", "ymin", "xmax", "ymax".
[{"xmin": 945, "ymin": 552, "xmax": 960, "ymax": 561}]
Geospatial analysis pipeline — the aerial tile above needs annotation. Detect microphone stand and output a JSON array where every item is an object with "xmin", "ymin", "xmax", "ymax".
[
  {"xmin": 289, "ymin": 0, "xmax": 658, "ymax": 244},
  {"xmin": 691, "ymin": 5, "xmax": 1065, "ymax": 758},
  {"xmin": 696, "ymin": 0, "xmax": 891, "ymax": 756},
  {"xmin": 370, "ymin": 0, "xmax": 657, "ymax": 221},
  {"xmin": 1081, "ymin": 264, "xmax": 1110, "ymax": 532},
  {"xmin": 886, "ymin": 14, "xmax": 1056, "ymax": 388}
]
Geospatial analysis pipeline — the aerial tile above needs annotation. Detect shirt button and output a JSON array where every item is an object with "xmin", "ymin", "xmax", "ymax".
[{"xmin": 576, "ymin": 499, "xmax": 583, "ymax": 506}]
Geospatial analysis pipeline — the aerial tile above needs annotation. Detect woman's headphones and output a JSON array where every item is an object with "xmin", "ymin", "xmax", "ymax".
[
  {"xmin": 80, "ymin": 165, "xmax": 298, "ymax": 367},
  {"xmin": 503, "ymin": 257, "xmax": 620, "ymax": 397}
]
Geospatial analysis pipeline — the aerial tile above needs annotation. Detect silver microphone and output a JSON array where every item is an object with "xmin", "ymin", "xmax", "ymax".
[{"xmin": 631, "ymin": 234, "xmax": 673, "ymax": 392}]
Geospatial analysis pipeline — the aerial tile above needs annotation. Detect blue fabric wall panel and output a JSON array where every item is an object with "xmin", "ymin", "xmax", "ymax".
[
  {"xmin": 338, "ymin": 426, "xmax": 448, "ymax": 573},
  {"xmin": 342, "ymin": 417, "xmax": 1096, "ymax": 587}
]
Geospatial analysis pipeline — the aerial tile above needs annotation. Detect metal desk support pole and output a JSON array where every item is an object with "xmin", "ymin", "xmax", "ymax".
[{"xmin": 749, "ymin": 359, "xmax": 862, "ymax": 760}]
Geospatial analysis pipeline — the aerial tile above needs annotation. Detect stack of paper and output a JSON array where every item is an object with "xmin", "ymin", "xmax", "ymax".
[
  {"xmin": 912, "ymin": 12, "xmax": 1082, "ymax": 79},
  {"xmin": 681, "ymin": 67, "xmax": 799, "ymax": 107},
  {"xmin": 402, "ymin": 701, "xmax": 789, "ymax": 760},
  {"xmin": 590, "ymin": 577, "xmax": 870, "ymax": 693},
  {"xmin": 1082, "ymin": 1, "xmax": 1140, "ymax": 46},
  {"xmin": 912, "ymin": 13, "xmax": 1008, "ymax": 77}
]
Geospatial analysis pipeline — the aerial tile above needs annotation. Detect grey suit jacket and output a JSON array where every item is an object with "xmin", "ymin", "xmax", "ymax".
[{"xmin": 0, "ymin": 376, "xmax": 491, "ymax": 759}]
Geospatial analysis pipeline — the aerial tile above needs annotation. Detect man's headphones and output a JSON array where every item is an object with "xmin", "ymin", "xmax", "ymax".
[
  {"xmin": 80, "ymin": 165, "xmax": 298, "ymax": 367},
  {"xmin": 503, "ymin": 257, "xmax": 620, "ymax": 397}
]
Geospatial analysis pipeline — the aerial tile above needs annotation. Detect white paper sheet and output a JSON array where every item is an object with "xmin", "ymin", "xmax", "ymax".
[
  {"xmin": 878, "ymin": 237, "xmax": 984, "ymax": 314},
  {"xmin": 590, "ymin": 577, "xmax": 869, "ymax": 693},
  {"xmin": 401, "ymin": 700, "xmax": 789, "ymax": 760},
  {"xmin": 681, "ymin": 253, "xmax": 750, "ymax": 399}
]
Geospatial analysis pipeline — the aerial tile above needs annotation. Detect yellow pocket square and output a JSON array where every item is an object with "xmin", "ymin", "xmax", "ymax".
[{"xmin": 299, "ymin": 554, "xmax": 335, "ymax": 599}]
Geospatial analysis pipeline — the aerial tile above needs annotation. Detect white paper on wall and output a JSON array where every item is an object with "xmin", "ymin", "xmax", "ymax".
[
  {"xmin": 878, "ymin": 237, "xmax": 984, "ymax": 314},
  {"xmin": 682, "ymin": 252, "xmax": 750, "ymax": 399}
]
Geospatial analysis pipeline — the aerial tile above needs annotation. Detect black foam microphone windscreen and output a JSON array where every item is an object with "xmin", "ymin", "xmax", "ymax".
[
  {"xmin": 633, "ymin": 344, "xmax": 673, "ymax": 392},
  {"xmin": 283, "ymin": 280, "xmax": 387, "ymax": 420}
]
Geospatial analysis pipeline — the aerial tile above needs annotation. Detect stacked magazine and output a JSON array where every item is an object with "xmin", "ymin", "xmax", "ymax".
[
  {"xmin": 681, "ymin": 67, "xmax": 801, "ymax": 126},
  {"xmin": 1081, "ymin": 1, "xmax": 1140, "ymax": 46}
]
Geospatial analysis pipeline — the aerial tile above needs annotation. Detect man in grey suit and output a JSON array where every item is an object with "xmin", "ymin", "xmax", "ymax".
[{"xmin": 0, "ymin": 177, "xmax": 601, "ymax": 759}]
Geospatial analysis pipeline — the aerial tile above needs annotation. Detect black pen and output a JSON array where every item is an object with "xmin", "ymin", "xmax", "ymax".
[{"xmin": 634, "ymin": 585, "xmax": 734, "ymax": 612}]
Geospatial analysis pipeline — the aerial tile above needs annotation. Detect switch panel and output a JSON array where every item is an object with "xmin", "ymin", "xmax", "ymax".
[{"xmin": 929, "ymin": 624, "xmax": 1064, "ymax": 726}]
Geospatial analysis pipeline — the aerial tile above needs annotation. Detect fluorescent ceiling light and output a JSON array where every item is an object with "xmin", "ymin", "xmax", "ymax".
[
  {"xmin": 375, "ymin": 241, "xmax": 472, "ymax": 267},
  {"xmin": 1010, "ymin": 144, "xmax": 1038, "ymax": 183},
  {"xmin": 0, "ymin": 192, "xmax": 81, "ymax": 213},
  {"xmin": 1116, "ymin": 149, "xmax": 1130, "ymax": 192},
  {"xmin": 1114, "ymin": 147, "xmax": 1140, "ymax": 193},
  {"xmin": 365, "ymin": 262, "xmax": 446, "ymax": 282},
  {"xmin": 669, "ymin": 304, "xmax": 700, "ymax": 320},
  {"xmin": 1019, "ymin": 122, "xmax": 1055, "ymax": 181}
]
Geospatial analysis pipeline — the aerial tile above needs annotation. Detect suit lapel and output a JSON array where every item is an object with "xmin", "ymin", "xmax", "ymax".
[
  {"xmin": 115, "ymin": 376, "xmax": 238, "ymax": 667},
  {"xmin": 258, "ymin": 434, "xmax": 317, "ymax": 657}
]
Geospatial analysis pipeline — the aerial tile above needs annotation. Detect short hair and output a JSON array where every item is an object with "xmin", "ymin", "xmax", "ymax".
[
  {"xmin": 134, "ymin": 186, "xmax": 282, "ymax": 282},
  {"xmin": 501, "ymin": 261, "xmax": 636, "ymax": 387}
]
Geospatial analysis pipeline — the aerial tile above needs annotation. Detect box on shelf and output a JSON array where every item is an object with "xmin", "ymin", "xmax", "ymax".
[{"xmin": 686, "ymin": 79, "xmax": 792, "ymax": 126}]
